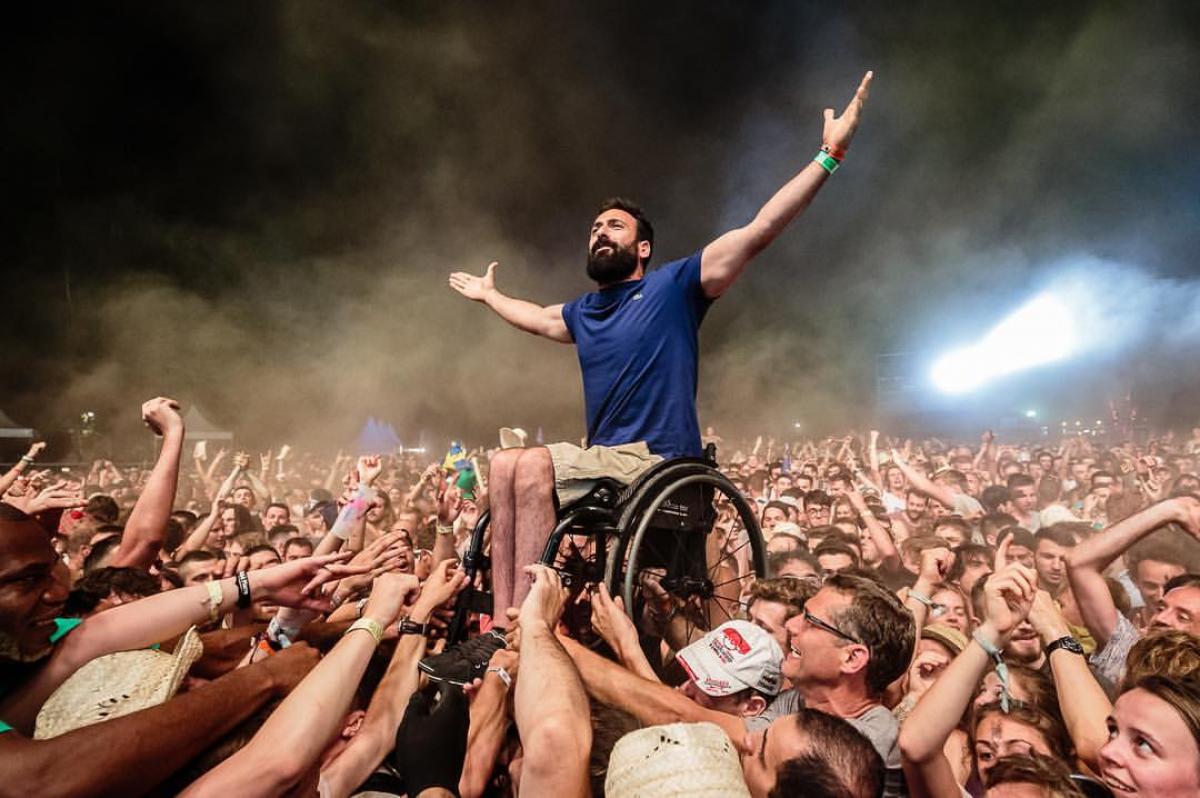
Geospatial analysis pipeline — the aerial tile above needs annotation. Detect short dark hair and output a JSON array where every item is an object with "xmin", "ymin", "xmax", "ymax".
[
  {"xmin": 596, "ymin": 198, "xmax": 654, "ymax": 264},
  {"xmin": 1007, "ymin": 473, "xmax": 1035, "ymax": 491},
  {"xmin": 86, "ymin": 494, "xmax": 120, "ymax": 523},
  {"xmin": 824, "ymin": 573, "xmax": 915, "ymax": 696},
  {"xmin": 1035, "ymin": 524, "xmax": 1079, "ymax": 549},
  {"xmin": 814, "ymin": 541, "xmax": 861, "ymax": 568},
  {"xmin": 768, "ymin": 548, "xmax": 821, "ymax": 579},
  {"xmin": 177, "ymin": 550, "xmax": 218, "ymax": 567},
  {"xmin": 245, "ymin": 544, "xmax": 282, "ymax": 564},
  {"xmin": 83, "ymin": 535, "xmax": 124, "ymax": 574},
  {"xmin": 64, "ymin": 566, "xmax": 160, "ymax": 616},
  {"xmin": 997, "ymin": 526, "xmax": 1036, "ymax": 551},
  {"xmin": 283, "ymin": 537, "xmax": 314, "ymax": 555},
  {"xmin": 748, "ymin": 577, "xmax": 814, "ymax": 619},
  {"xmin": 265, "ymin": 502, "xmax": 290, "ymax": 514},
  {"xmin": 768, "ymin": 708, "xmax": 885, "ymax": 798},
  {"xmin": 805, "ymin": 490, "xmax": 832, "ymax": 508}
]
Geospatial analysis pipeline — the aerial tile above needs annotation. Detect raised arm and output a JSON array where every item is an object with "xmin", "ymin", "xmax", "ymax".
[
  {"xmin": 699, "ymin": 72, "xmax": 872, "ymax": 299},
  {"xmin": 1066, "ymin": 496, "xmax": 1198, "ymax": 647},
  {"xmin": 0, "ymin": 552, "xmax": 360, "ymax": 732},
  {"xmin": 112, "ymin": 398, "xmax": 185, "ymax": 570},
  {"xmin": 900, "ymin": 564, "xmax": 1037, "ymax": 798},
  {"xmin": 558, "ymin": 631, "xmax": 747, "ymax": 750},
  {"xmin": 0, "ymin": 441, "xmax": 45, "ymax": 498},
  {"xmin": 514, "ymin": 566, "xmax": 592, "ymax": 798},
  {"xmin": 449, "ymin": 262, "xmax": 571, "ymax": 342},
  {"xmin": 1027, "ymin": 590, "xmax": 1111, "ymax": 771},
  {"xmin": 892, "ymin": 450, "xmax": 958, "ymax": 511},
  {"xmin": 184, "ymin": 572, "xmax": 415, "ymax": 798},
  {"xmin": 320, "ymin": 564, "xmax": 466, "ymax": 798}
]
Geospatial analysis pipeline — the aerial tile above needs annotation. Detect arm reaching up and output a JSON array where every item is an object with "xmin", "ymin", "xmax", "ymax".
[
  {"xmin": 514, "ymin": 565, "xmax": 592, "ymax": 798},
  {"xmin": 699, "ymin": 71, "xmax": 873, "ymax": 299},
  {"xmin": 449, "ymin": 262, "xmax": 571, "ymax": 343},
  {"xmin": 1066, "ymin": 495, "xmax": 1199, "ymax": 647},
  {"xmin": 112, "ymin": 397, "xmax": 185, "ymax": 570}
]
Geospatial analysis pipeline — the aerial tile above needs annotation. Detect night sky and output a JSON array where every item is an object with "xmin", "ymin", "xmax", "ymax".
[{"xmin": 3, "ymin": 2, "xmax": 1199, "ymax": 455}]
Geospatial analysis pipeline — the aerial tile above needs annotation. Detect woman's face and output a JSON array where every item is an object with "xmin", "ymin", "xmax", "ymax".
[
  {"xmin": 1099, "ymin": 688, "xmax": 1200, "ymax": 797},
  {"xmin": 221, "ymin": 509, "xmax": 238, "ymax": 534},
  {"xmin": 973, "ymin": 715, "xmax": 1053, "ymax": 782}
]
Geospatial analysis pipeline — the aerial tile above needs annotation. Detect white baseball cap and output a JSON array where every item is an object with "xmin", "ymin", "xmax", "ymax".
[{"xmin": 677, "ymin": 620, "xmax": 784, "ymax": 697}]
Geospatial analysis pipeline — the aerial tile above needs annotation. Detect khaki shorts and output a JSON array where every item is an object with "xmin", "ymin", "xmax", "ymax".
[{"xmin": 545, "ymin": 441, "xmax": 663, "ymax": 504}]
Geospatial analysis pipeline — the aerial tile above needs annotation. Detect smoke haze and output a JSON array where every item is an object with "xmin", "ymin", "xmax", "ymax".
[{"xmin": 3, "ymin": 2, "xmax": 1199, "ymax": 453}]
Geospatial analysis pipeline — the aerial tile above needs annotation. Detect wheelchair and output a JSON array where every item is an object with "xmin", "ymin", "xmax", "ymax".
[{"xmin": 447, "ymin": 444, "xmax": 767, "ymax": 649}]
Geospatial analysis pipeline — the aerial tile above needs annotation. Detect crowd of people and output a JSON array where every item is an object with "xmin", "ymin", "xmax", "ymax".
[{"xmin": 2, "ymin": 397, "xmax": 1200, "ymax": 797}]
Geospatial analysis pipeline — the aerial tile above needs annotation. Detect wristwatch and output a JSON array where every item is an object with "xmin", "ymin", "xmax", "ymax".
[
  {"xmin": 1046, "ymin": 635, "xmax": 1085, "ymax": 657},
  {"xmin": 397, "ymin": 618, "xmax": 430, "ymax": 637}
]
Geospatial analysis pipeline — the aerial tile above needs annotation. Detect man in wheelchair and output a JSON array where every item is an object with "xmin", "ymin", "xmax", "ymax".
[{"xmin": 428, "ymin": 71, "xmax": 874, "ymax": 686}]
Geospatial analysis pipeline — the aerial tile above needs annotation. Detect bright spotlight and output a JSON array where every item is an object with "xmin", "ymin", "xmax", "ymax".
[
  {"xmin": 1025, "ymin": 410, "xmax": 1037, "ymax": 419},
  {"xmin": 931, "ymin": 292, "xmax": 1076, "ymax": 394}
]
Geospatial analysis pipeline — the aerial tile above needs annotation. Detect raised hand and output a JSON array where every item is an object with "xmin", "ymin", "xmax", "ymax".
[
  {"xmin": 141, "ymin": 397, "xmax": 183, "ymax": 437},
  {"xmin": 448, "ymin": 262, "xmax": 498, "ymax": 303},
  {"xmin": 24, "ymin": 441, "xmax": 47, "ymax": 459},
  {"xmin": 917, "ymin": 546, "xmax": 954, "ymax": 589},
  {"xmin": 822, "ymin": 71, "xmax": 873, "ymax": 156},
  {"xmin": 20, "ymin": 481, "xmax": 85, "ymax": 515},
  {"xmin": 981, "ymin": 564, "xmax": 1038, "ymax": 642},
  {"xmin": 248, "ymin": 551, "xmax": 367, "ymax": 613},
  {"xmin": 1170, "ymin": 495, "xmax": 1200, "ymax": 542},
  {"xmin": 357, "ymin": 455, "xmax": 384, "ymax": 487},
  {"xmin": 363, "ymin": 571, "xmax": 423, "ymax": 626},
  {"xmin": 437, "ymin": 484, "xmax": 463, "ymax": 526},
  {"xmin": 411, "ymin": 558, "xmax": 468, "ymax": 617},
  {"xmin": 589, "ymin": 583, "xmax": 638, "ymax": 653},
  {"xmin": 233, "ymin": 451, "xmax": 250, "ymax": 470}
]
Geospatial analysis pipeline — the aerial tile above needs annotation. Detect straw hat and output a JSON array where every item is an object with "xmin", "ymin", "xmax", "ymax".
[
  {"xmin": 605, "ymin": 722, "xmax": 751, "ymax": 797},
  {"xmin": 35, "ymin": 626, "xmax": 204, "ymax": 739},
  {"xmin": 499, "ymin": 427, "xmax": 529, "ymax": 449}
]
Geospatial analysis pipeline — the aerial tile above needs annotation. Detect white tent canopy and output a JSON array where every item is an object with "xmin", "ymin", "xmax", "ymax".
[
  {"xmin": 0, "ymin": 408, "xmax": 33, "ymax": 440},
  {"xmin": 182, "ymin": 405, "xmax": 233, "ymax": 442}
]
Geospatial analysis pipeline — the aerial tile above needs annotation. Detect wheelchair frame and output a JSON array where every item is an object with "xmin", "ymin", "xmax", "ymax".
[{"xmin": 447, "ymin": 445, "xmax": 766, "ymax": 643}]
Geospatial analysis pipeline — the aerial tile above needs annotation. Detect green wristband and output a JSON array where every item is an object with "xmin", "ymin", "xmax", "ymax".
[{"xmin": 813, "ymin": 151, "xmax": 840, "ymax": 174}]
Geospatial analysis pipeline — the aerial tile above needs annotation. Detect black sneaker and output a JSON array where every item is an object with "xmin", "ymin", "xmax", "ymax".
[{"xmin": 418, "ymin": 629, "xmax": 507, "ymax": 686}]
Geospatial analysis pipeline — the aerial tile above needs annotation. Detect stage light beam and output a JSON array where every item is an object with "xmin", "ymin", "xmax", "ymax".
[{"xmin": 931, "ymin": 292, "xmax": 1077, "ymax": 395}]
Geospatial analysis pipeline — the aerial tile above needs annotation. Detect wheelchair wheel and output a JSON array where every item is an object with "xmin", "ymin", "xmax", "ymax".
[{"xmin": 606, "ymin": 464, "xmax": 766, "ymax": 647}]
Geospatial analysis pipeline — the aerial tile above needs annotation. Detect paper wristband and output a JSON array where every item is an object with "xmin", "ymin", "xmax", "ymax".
[{"xmin": 813, "ymin": 151, "xmax": 840, "ymax": 175}]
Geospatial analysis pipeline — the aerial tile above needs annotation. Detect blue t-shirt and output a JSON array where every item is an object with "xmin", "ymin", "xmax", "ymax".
[{"xmin": 561, "ymin": 253, "xmax": 712, "ymax": 458}]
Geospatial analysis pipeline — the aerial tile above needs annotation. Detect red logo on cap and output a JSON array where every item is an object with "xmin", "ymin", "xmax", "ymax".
[{"xmin": 722, "ymin": 628, "xmax": 751, "ymax": 655}]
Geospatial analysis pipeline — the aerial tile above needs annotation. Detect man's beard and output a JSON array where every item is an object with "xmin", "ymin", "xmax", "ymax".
[
  {"xmin": 0, "ymin": 630, "xmax": 52, "ymax": 664},
  {"xmin": 586, "ymin": 239, "xmax": 639, "ymax": 284}
]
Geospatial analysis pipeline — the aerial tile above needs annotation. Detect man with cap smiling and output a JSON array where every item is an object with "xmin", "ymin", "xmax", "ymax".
[{"xmin": 675, "ymin": 620, "xmax": 784, "ymax": 719}]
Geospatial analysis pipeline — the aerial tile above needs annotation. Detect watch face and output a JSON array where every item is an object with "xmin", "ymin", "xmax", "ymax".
[{"xmin": 1051, "ymin": 636, "xmax": 1084, "ymax": 655}]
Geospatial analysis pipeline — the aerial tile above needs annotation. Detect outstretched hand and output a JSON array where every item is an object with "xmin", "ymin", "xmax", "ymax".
[
  {"xmin": 449, "ymin": 262, "xmax": 497, "ymax": 302},
  {"xmin": 822, "ymin": 71, "xmax": 873, "ymax": 156}
]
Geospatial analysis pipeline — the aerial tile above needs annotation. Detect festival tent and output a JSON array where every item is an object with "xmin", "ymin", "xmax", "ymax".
[
  {"xmin": 0, "ymin": 408, "xmax": 34, "ymax": 440},
  {"xmin": 182, "ymin": 405, "xmax": 233, "ymax": 446}
]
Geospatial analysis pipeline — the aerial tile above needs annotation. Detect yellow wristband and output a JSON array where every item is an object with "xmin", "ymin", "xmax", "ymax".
[
  {"xmin": 346, "ymin": 617, "xmax": 384, "ymax": 645},
  {"xmin": 205, "ymin": 580, "xmax": 224, "ymax": 624}
]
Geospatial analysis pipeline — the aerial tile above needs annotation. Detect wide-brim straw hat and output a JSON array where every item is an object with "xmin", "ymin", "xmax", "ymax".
[
  {"xmin": 35, "ymin": 625, "xmax": 204, "ymax": 739},
  {"xmin": 605, "ymin": 722, "xmax": 752, "ymax": 797}
]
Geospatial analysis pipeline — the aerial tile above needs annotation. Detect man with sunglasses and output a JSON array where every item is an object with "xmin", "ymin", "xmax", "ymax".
[{"xmin": 751, "ymin": 572, "xmax": 915, "ymax": 798}]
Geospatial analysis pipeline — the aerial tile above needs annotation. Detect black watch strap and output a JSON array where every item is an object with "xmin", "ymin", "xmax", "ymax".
[
  {"xmin": 397, "ymin": 618, "xmax": 429, "ymax": 637},
  {"xmin": 1046, "ymin": 635, "xmax": 1084, "ymax": 657}
]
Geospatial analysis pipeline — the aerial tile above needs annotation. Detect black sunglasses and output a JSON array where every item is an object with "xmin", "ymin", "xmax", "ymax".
[{"xmin": 802, "ymin": 608, "xmax": 861, "ymax": 645}]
